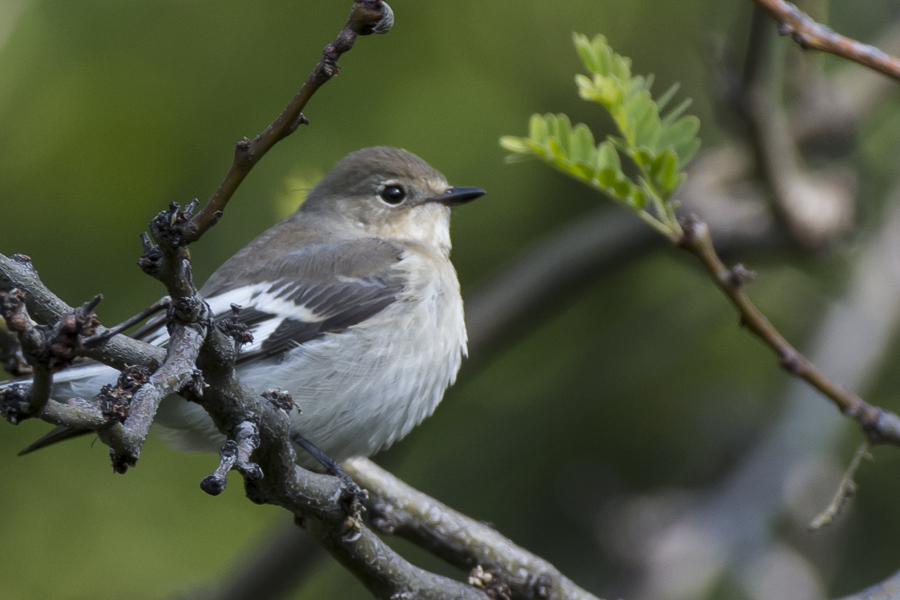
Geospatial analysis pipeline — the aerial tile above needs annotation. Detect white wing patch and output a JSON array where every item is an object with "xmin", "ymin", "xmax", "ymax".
[{"xmin": 141, "ymin": 281, "xmax": 334, "ymax": 357}]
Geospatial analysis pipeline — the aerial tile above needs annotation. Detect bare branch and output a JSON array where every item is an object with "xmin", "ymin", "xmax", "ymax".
[
  {"xmin": 189, "ymin": 327, "xmax": 491, "ymax": 599},
  {"xmin": 0, "ymin": 252, "xmax": 166, "ymax": 371},
  {"xmin": 629, "ymin": 183, "xmax": 900, "ymax": 600},
  {"xmin": 0, "ymin": 3, "xmax": 605, "ymax": 597},
  {"xmin": 101, "ymin": 322, "xmax": 207, "ymax": 472},
  {"xmin": 201, "ymin": 421, "xmax": 263, "ymax": 496},
  {"xmin": 344, "ymin": 458, "xmax": 601, "ymax": 600},
  {"xmin": 84, "ymin": 296, "xmax": 171, "ymax": 346},
  {"xmin": 750, "ymin": 0, "xmax": 900, "ymax": 82},
  {"xmin": 677, "ymin": 216, "xmax": 900, "ymax": 446},
  {"xmin": 182, "ymin": 0, "xmax": 394, "ymax": 243},
  {"xmin": 0, "ymin": 288, "xmax": 103, "ymax": 423},
  {"xmin": 808, "ymin": 441, "xmax": 873, "ymax": 531},
  {"xmin": 790, "ymin": 17, "xmax": 900, "ymax": 142}
]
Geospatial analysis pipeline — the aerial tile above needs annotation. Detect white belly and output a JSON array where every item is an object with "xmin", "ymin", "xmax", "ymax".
[{"xmin": 153, "ymin": 250, "xmax": 467, "ymax": 469}]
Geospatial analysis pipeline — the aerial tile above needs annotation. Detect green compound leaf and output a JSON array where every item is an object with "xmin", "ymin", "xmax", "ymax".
[{"xmin": 501, "ymin": 34, "xmax": 701, "ymax": 241}]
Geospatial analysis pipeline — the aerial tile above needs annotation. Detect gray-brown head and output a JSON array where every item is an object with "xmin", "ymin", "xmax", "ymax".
[{"xmin": 299, "ymin": 147, "xmax": 485, "ymax": 253}]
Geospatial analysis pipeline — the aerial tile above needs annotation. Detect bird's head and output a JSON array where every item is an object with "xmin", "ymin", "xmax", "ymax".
[{"xmin": 299, "ymin": 147, "xmax": 485, "ymax": 254}]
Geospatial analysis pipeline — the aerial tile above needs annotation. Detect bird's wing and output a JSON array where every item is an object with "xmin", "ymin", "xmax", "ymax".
[
  {"xmin": 140, "ymin": 238, "xmax": 407, "ymax": 363},
  {"xmin": 8, "ymin": 239, "xmax": 407, "ymax": 455}
]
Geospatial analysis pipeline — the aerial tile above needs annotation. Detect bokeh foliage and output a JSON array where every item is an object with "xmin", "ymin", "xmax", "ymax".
[{"xmin": 2, "ymin": 1, "xmax": 900, "ymax": 599}]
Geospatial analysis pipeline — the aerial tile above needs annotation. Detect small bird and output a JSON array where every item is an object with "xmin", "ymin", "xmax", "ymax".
[{"xmin": 7, "ymin": 147, "xmax": 485, "ymax": 469}]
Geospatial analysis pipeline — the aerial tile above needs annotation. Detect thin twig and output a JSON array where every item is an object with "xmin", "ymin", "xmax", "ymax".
[
  {"xmin": 632, "ymin": 184, "xmax": 900, "ymax": 600},
  {"xmin": 84, "ymin": 296, "xmax": 171, "ymax": 346},
  {"xmin": 750, "ymin": 0, "xmax": 900, "ymax": 82},
  {"xmin": 808, "ymin": 441, "xmax": 873, "ymax": 530},
  {"xmin": 181, "ymin": 0, "xmax": 394, "ymax": 243},
  {"xmin": 678, "ymin": 216, "xmax": 900, "ymax": 446}
]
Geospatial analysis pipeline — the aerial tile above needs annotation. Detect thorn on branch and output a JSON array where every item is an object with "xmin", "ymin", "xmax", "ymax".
[{"xmin": 201, "ymin": 421, "xmax": 263, "ymax": 496}]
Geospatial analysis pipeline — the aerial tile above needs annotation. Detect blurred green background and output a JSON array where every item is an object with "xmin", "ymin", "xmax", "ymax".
[{"xmin": 2, "ymin": 1, "xmax": 900, "ymax": 599}]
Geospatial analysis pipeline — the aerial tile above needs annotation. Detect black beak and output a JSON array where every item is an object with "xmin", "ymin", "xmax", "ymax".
[{"xmin": 430, "ymin": 186, "xmax": 486, "ymax": 207}]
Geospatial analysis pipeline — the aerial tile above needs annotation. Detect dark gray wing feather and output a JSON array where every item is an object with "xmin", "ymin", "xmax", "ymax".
[{"xmin": 205, "ymin": 239, "xmax": 406, "ymax": 363}]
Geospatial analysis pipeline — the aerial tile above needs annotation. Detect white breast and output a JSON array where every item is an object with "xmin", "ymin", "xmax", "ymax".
[{"xmin": 153, "ymin": 247, "xmax": 467, "ymax": 469}]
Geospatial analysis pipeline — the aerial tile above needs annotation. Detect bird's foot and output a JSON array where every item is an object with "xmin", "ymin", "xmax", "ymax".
[{"xmin": 290, "ymin": 432, "xmax": 369, "ymax": 529}]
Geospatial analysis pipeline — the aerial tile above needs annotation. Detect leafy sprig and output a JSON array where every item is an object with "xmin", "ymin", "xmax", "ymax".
[{"xmin": 500, "ymin": 33, "xmax": 701, "ymax": 241}]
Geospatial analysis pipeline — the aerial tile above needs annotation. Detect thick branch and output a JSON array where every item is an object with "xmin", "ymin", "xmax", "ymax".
[
  {"xmin": 750, "ymin": 0, "xmax": 900, "ymax": 82},
  {"xmin": 345, "ymin": 458, "xmax": 601, "ymax": 600},
  {"xmin": 101, "ymin": 323, "xmax": 206, "ymax": 472},
  {"xmin": 191, "ymin": 327, "xmax": 490, "ymax": 599},
  {"xmin": 0, "ymin": 253, "xmax": 166, "ymax": 371},
  {"xmin": 182, "ymin": 0, "xmax": 393, "ymax": 243},
  {"xmin": 309, "ymin": 522, "xmax": 487, "ymax": 600}
]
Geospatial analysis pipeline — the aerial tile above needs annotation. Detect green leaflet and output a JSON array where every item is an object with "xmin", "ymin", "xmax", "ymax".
[{"xmin": 500, "ymin": 33, "xmax": 702, "ymax": 240}]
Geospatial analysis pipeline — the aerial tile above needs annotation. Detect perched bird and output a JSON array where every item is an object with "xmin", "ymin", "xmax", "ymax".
[{"xmin": 7, "ymin": 147, "xmax": 485, "ymax": 469}]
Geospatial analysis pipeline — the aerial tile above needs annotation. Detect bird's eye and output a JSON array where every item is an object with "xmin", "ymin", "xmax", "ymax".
[{"xmin": 379, "ymin": 185, "xmax": 407, "ymax": 205}]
